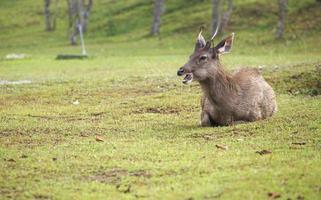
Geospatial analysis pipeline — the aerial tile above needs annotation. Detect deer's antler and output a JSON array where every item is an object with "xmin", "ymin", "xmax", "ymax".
[
  {"xmin": 198, "ymin": 26, "xmax": 204, "ymax": 38},
  {"xmin": 210, "ymin": 21, "xmax": 220, "ymax": 41}
]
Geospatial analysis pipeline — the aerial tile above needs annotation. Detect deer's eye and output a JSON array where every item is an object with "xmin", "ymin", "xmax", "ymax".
[{"xmin": 199, "ymin": 55, "xmax": 208, "ymax": 62}]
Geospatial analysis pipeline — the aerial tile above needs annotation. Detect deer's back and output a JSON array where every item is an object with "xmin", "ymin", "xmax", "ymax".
[
  {"xmin": 232, "ymin": 68, "xmax": 265, "ymax": 92},
  {"xmin": 232, "ymin": 68, "xmax": 277, "ymax": 120},
  {"xmin": 233, "ymin": 68, "xmax": 261, "ymax": 82}
]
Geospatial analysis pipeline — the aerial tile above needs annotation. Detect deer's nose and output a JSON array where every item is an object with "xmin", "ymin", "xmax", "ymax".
[{"xmin": 177, "ymin": 67, "xmax": 185, "ymax": 76}]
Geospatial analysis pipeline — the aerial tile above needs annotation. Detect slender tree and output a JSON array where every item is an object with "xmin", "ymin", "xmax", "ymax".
[
  {"xmin": 67, "ymin": 0, "xmax": 93, "ymax": 45},
  {"xmin": 211, "ymin": 0, "xmax": 220, "ymax": 35},
  {"xmin": 66, "ymin": 0, "xmax": 75, "ymax": 28},
  {"xmin": 220, "ymin": 0, "xmax": 233, "ymax": 33},
  {"xmin": 150, "ymin": 0, "xmax": 165, "ymax": 36},
  {"xmin": 276, "ymin": 0, "xmax": 287, "ymax": 39},
  {"xmin": 211, "ymin": 0, "xmax": 234, "ymax": 35},
  {"xmin": 44, "ymin": 0, "xmax": 55, "ymax": 31}
]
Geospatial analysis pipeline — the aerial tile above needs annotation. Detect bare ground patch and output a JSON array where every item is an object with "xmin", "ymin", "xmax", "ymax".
[
  {"xmin": 266, "ymin": 63, "xmax": 321, "ymax": 96},
  {"xmin": 0, "ymin": 187, "xmax": 24, "ymax": 199},
  {"xmin": 133, "ymin": 106, "xmax": 183, "ymax": 115},
  {"xmin": 88, "ymin": 168, "xmax": 151, "ymax": 185}
]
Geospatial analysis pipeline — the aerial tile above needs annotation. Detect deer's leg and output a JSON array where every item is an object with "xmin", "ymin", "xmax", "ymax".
[
  {"xmin": 201, "ymin": 99, "xmax": 219, "ymax": 126},
  {"xmin": 200, "ymin": 96, "xmax": 213, "ymax": 126},
  {"xmin": 200, "ymin": 96, "xmax": 220, "ymax": 127},
  {"xmin": 200, "ymin": 111, "xmax": 212, "ymax": 127}
]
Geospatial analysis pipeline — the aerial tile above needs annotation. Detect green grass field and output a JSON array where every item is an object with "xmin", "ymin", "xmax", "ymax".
[{"xmin": 0, "ymin": 0, "xmax": 321, "ymax": 199}]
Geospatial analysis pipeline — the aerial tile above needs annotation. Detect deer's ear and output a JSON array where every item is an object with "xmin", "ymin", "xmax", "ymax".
[
  {"xmin": 195, "ymin": 31, "xmax": 206, "ymax": 51},
  {"xmin": 215, "ymin": 33, "xmax": 234, "ymax": 54}
]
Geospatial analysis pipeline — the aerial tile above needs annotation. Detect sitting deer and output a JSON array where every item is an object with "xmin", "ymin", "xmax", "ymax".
[{"xmin": 177, "ymin": 30, "xmax": 277, "ymax": 126}]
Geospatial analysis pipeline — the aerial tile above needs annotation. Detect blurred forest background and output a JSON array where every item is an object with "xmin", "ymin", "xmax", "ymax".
[
  {"xmin": 0, "ymin": 0, "xmax": 320, "ymax": 56},
  {"xmin": 0, "ymin": 1, "xmax": 321, "ymax": 200}
]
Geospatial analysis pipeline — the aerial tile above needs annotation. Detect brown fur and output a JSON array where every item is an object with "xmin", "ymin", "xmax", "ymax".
[
  {"xmin": 200, "ymin": 66, "xmax": 277, "ymax": 126},
  {"xmin": 178, "ymin": 33, "xmax": 277, "ymax": 126}
]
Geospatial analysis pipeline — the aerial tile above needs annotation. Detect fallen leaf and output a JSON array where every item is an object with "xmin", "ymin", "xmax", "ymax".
[
  {"xmin": 215, "ymin": 144, "xmax": 228, "ymax": 150},
  {"xmin": 256, "ymin": 150, "xmax": 272, "ymax": 155},
  {"xmin": 268, "ymin": 192, "xmax": 281, "ymax": 199},
  {"xmin": 72, "ymin": 100, "xmax": 80, "ymax": 105},
  {"xmin": 95, "ymin": 136, "xmax": 105, "ymax": 142}
]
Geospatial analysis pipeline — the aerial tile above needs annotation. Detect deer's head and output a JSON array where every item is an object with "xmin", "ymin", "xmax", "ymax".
[{"xmin": 177, "ymin": 30, "xmax": 234, "ymax": 84}]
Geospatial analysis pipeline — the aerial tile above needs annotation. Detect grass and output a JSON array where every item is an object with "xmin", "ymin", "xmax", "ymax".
[{"xmin": 0, "ymin": 0, "xmax": 321, "ymax": 199}]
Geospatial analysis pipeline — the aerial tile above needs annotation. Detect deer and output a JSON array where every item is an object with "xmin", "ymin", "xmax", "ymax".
[{"xmin": 177, "ymin": 29, "xmax": 277, "ymax": 126}]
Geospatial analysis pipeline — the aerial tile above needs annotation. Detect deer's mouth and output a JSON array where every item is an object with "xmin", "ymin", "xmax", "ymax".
[{"xmin": 182, "ymin": 73, "xmax": 193, "ymax": 84}]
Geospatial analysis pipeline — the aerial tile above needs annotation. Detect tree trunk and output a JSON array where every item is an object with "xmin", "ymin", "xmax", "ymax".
[
  {"xmin": 150, "ymin": 0, "xmax": 165, "ymax": 36},
  {"xmin": 67, "ymin": 0, "xmax": 93, "ymax": 45},
  {"xmin": 276, "ymin": 0, "xmax": 287, "ymax": 39},
  {"xmin": 211, "ymin": 0, "xmax": 220, "ymax": 35},
  {"xmin": 66, "ymin": 0, "xmax": 75, "ymax": 28},
  {"xmin": 80, "ymin": 0, "xmax": 93, "ymax": 33},
  {"xmin": 67, "ymin": 0, "xmax": 78, "ymax": 44},
  {"xmin": 220, "ymin": 0, "xmax": 233, "ymax": 33},
  {"xmin": 44, "ymin": 0, "xmax": 55, "ymax": 31}
]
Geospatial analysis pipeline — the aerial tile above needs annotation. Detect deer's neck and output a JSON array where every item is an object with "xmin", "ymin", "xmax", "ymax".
[{"xmin": 199, "ymin": 65, "xmax": 240, "ymax": 109}]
